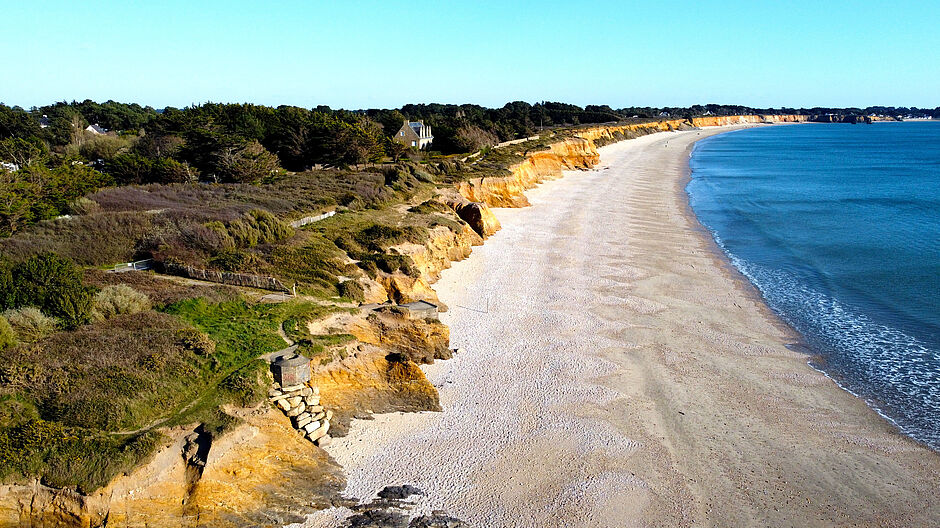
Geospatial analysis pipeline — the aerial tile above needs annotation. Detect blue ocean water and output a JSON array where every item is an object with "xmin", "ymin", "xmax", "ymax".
[{"xmin": 687, "ymin": 122, "xmax": 940, "ymax": 450}]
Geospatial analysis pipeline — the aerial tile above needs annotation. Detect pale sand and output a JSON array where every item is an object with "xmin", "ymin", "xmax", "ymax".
[{"xmin": 300, "ymin": 126, "xmax": 940, "ymax": 527}]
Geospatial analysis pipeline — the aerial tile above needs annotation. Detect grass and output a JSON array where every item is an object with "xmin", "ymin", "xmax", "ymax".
[
  {"xmin": 279, "ymin": 301, "xmax": 356, "ymax": 360},
  {"xmin": 0, "ymin": 295, "xmax": 343, "ymax": 492}
]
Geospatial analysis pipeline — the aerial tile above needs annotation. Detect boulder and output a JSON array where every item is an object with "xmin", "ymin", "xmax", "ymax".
[
  {"xmin": 287, "ymin": 396, "xmax": 303, "ymax": 407},
  {"xmin": 276, "ymin": 399, "xmax": 291, "ymax": 411},
  {"xmin": 308, "ymin": 421, "xmax": 330, "ymax": 442},
  {"xmin": 300, "ymin": 387, "xmax": 313, "ymax": 397},
  {"xmin": 303, "ymin": 421, "xmax": 321, "ymax": 434},
  {"xmin": 306, "ymin": 405, "xmax": 324, "ymax": 414},
  {"xmin": 282, "ymin": 384, "xmax": 304, "ymax": 393},
  {"xmin": 304, "ymin": 395, "xmax": 319, "ymax": 406},
  {"xmin": 325, "ymin": 410, "xmax": 333, "ymax": 421},
  {"xmin": 286, "ymin": 402, "xmax": 306, "ymax": 417},
  {"xmin": 311, "ymin": 412, "xmax": 326, "ymax": 422}
]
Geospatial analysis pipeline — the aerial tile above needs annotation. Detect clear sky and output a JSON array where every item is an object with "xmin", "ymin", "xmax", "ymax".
[{"xmin": 2, "ymin": 0, "xmax": 937, "ymax": 110}]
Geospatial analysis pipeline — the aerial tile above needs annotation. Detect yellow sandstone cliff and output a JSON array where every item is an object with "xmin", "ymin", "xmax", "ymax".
[{"xmin": 453, "ymin": 115, "xmax": 807, "ymax": 212}]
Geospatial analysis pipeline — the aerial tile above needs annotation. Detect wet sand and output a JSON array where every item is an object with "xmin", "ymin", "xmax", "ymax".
[{"xmin": 302, "ymin": 126, "xmax": 940, "ymax": 527}]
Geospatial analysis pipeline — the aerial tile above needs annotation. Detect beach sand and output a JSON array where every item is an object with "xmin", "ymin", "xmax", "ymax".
[{"xmin": 301, "ymin": 126, "xmax": 940, "ymax": 527}]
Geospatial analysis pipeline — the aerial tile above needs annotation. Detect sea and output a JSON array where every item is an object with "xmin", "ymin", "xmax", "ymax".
[{"xmin": 687, "ymin": 121, "xmax": 940, "ymax": 451}]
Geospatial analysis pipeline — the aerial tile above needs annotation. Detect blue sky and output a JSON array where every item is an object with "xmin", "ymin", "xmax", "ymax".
[{"xmin": 1, "ymin": 0, "xmax": 937, "ymax": 110}]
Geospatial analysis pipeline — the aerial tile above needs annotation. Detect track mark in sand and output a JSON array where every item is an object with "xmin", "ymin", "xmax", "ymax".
[
  {"xmin": 591, "ymin": 296, "xmax": 667, "ymax": 317},
  {"xmin": 596, "ymin": 262, "xmax": 650, "ymax": 281}
]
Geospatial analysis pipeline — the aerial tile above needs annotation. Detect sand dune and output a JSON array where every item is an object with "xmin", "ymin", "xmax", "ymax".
[{"xmin": 301, "ymin": 127, "xmax": 940, "ymax": 527}]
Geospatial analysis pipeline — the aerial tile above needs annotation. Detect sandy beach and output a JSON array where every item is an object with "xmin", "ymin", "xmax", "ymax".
[{"xmin": 302, "ymin": 126, "xmax": 940, "ymax": 527}]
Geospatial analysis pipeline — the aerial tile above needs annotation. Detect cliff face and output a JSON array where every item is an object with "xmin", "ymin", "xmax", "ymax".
[
  {"xmin": 455, "ymin": 115, "xmax": 808, "ymax": 212},
  {"xmin": 455, "ymin": 138, "xmax": 600, "ymax": 208},
  {"xmin": 0, "ymin": 408, "xmax": 343, "ymax": 528},
  {"xmin": 390, "ymin": 224, "xmax": 482, "ymax": 283},
  {"xmin": 438, "ymin": 195, "xmax": 502, "ymax": 238},
  {"xmin": 310, "ymin": 343, "xmax": 441, "ymax": 436}
]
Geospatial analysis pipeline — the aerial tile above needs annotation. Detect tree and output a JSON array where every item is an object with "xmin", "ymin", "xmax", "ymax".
[
  {"xmin": 214, "ymin": 140, "xmax": 280, "ymax": 183},
  {"xmin": 0, "ymin": 105, "xmax": 43, "ymax": 140},
  {"xmin": 107, "ymin": 153, "xmax": 154, "ymax": 184},
  {"xmin": 0, "ymin": 137, "xmax": 49, "ymax": 168},
  {"xmin": 453, "ymin": 125, "xmax": 498, "ymax": 152}
]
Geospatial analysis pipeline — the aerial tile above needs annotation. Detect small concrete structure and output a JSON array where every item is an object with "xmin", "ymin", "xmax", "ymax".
[
  {"xmin": 399, "ymin": 300, "xmax": 439, "ymax": 320},
  {"xmin": 271, "ymin": 354, "xmax": 311, "ymax": 387}
]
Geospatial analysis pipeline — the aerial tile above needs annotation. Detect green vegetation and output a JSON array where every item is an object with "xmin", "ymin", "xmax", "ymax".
[
  {"xmin": 0, "ymin": 253, "xmax": 94, "ymax": 329},
  {"xmin": 0, "ymin": 420, "xmax": 163, "ymax": 493},
  {"xmin": 2, "ymin": 307, "xmax": 56, "ymax": 343},
  {"xmin": 91, "ymin": 284, "xmax": 151, "ymax": 321},
  {"xmin": 0, "ymin": 316, "xmax": 14, "ymax": 350},
  {"xmin": 0, "ymin": 295, "xmax": 341, "ymax": 491}
]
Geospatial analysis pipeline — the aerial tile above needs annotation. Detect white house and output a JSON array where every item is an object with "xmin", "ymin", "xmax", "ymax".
[{"xmin": 85, "ymin": 124, "xmax": 108, "ymax": 135}]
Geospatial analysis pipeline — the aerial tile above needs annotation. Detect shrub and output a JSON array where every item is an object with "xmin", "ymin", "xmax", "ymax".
[
  {"xmin": 5, "ymin": 254, "xmax": 94, "ymax": 329},
  {"xmin": 69, "ymin": 197, "xmax": 101, "ymax": 215},
  {"xmin": 214, "ymin": 140, "xmax": 281, "ymax": 184},
  {"xmin": 0, "ymin": 316, "xmax": 15, "ymax": 350},
  {"xmin": 176, "ymin": 328, "xmax": 216, "ymax": 357},
  {"xmin": 218, "ymin": 359, "xmax": 269, "ymax": 407},
  {"xmin": 337, "ymin": 279, "xmax": 365, "ymax": 302},
  {"xmin": 78, "ymin": 134, "xmax": 132, "ymax": 161},
  {"xmin": 2, "ymin": 307, "xmax": 56, "ymax": 342},
  {"xmin": 453, "ymin": 125, "xmax": 498, "ymax": 152},
  {"xmin": 91, "ymin": 285, "xmax": 151, "ymax": 321},
  {"xmin": 207, "ymin": 249, "xmax": 248, "ymax": 271}
]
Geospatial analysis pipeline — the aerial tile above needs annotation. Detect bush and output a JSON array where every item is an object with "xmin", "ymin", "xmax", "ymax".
[
  {"xmin": 176, "ymin": 328, "xmax": 216, "ymax": 357},
  {"xmin": 91, "ymin": 285, "xmax": 151, "ymax": 321},
  {"xmin": 3, "ymin": 254, "xmax": 94, "ymax": 329},
  {"xmin": 0, "ymin": 316, "xmax": 15, "ymax": 350},
  {"xmin": 218, "ymin": 359, "xmax": 269, "ymax": 407},
  {"xmin": 69, "ymin": 197, "xmax": 101, "ymax": 215},
  {"xmin": 214, "ymin": 140, "xmax": 281, "ymax": 183},
  {"xmin": 337, "ymin": 279, "xmax": 365, "ymax": 302},
  {"xmin": 2, "ymin": 307, "xmax": 56, "ymax": 342},
  {"xmin": 79, "ymin": 134, "xmax": 132, "ymax": 161}
]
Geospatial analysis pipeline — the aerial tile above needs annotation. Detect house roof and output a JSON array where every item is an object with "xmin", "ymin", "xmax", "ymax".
[{"xmin": 406, "ymin": 121, "xmax": 432, "ymax": 138}]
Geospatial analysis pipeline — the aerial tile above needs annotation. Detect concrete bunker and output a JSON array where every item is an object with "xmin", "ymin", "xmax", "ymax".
[{"xmin": 271, "ymin": 354, "xmax": 311, "ymax": 387}]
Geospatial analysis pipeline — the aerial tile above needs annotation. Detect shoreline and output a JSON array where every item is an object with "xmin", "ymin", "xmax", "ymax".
[
  {"xmin": 682, "ymin": 125, "xmax": 938, "ymax": 453},
  {"xmin": 301, "ymin": 124, "xmax": 940, "ymax": 527}
]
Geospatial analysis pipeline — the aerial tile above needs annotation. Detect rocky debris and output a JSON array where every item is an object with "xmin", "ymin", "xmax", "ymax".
[
  {"xmin": 268, "ymin": 381, "xmax": 332, "ymax": 446},
  {"xmin": 377, "ymin": 485, "xmax": 424, "ymax": 500},
  {"xmin": 337, "ymin": 485, "xmax": 467, "ymax": 528}
]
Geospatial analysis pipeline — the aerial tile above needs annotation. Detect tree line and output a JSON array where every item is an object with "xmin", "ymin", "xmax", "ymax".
[{"xmin": 2, "ymin": 99, "xmax": 938, "ymax": 237}]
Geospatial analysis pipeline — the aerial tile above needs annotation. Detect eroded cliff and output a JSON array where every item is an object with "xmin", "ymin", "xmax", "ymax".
[{"xmin": 0, "ymin": 407, "xmax": 344, "ymax": 528}]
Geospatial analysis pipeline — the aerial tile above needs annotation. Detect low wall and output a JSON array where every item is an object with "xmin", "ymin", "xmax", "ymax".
[
  {"xmin": 290, "ymin": 211, "xmax": 336, "ymax": 228},
  {"xmin": 162, "ymin": 262, "xmax": 290, "ymax": 292}
]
